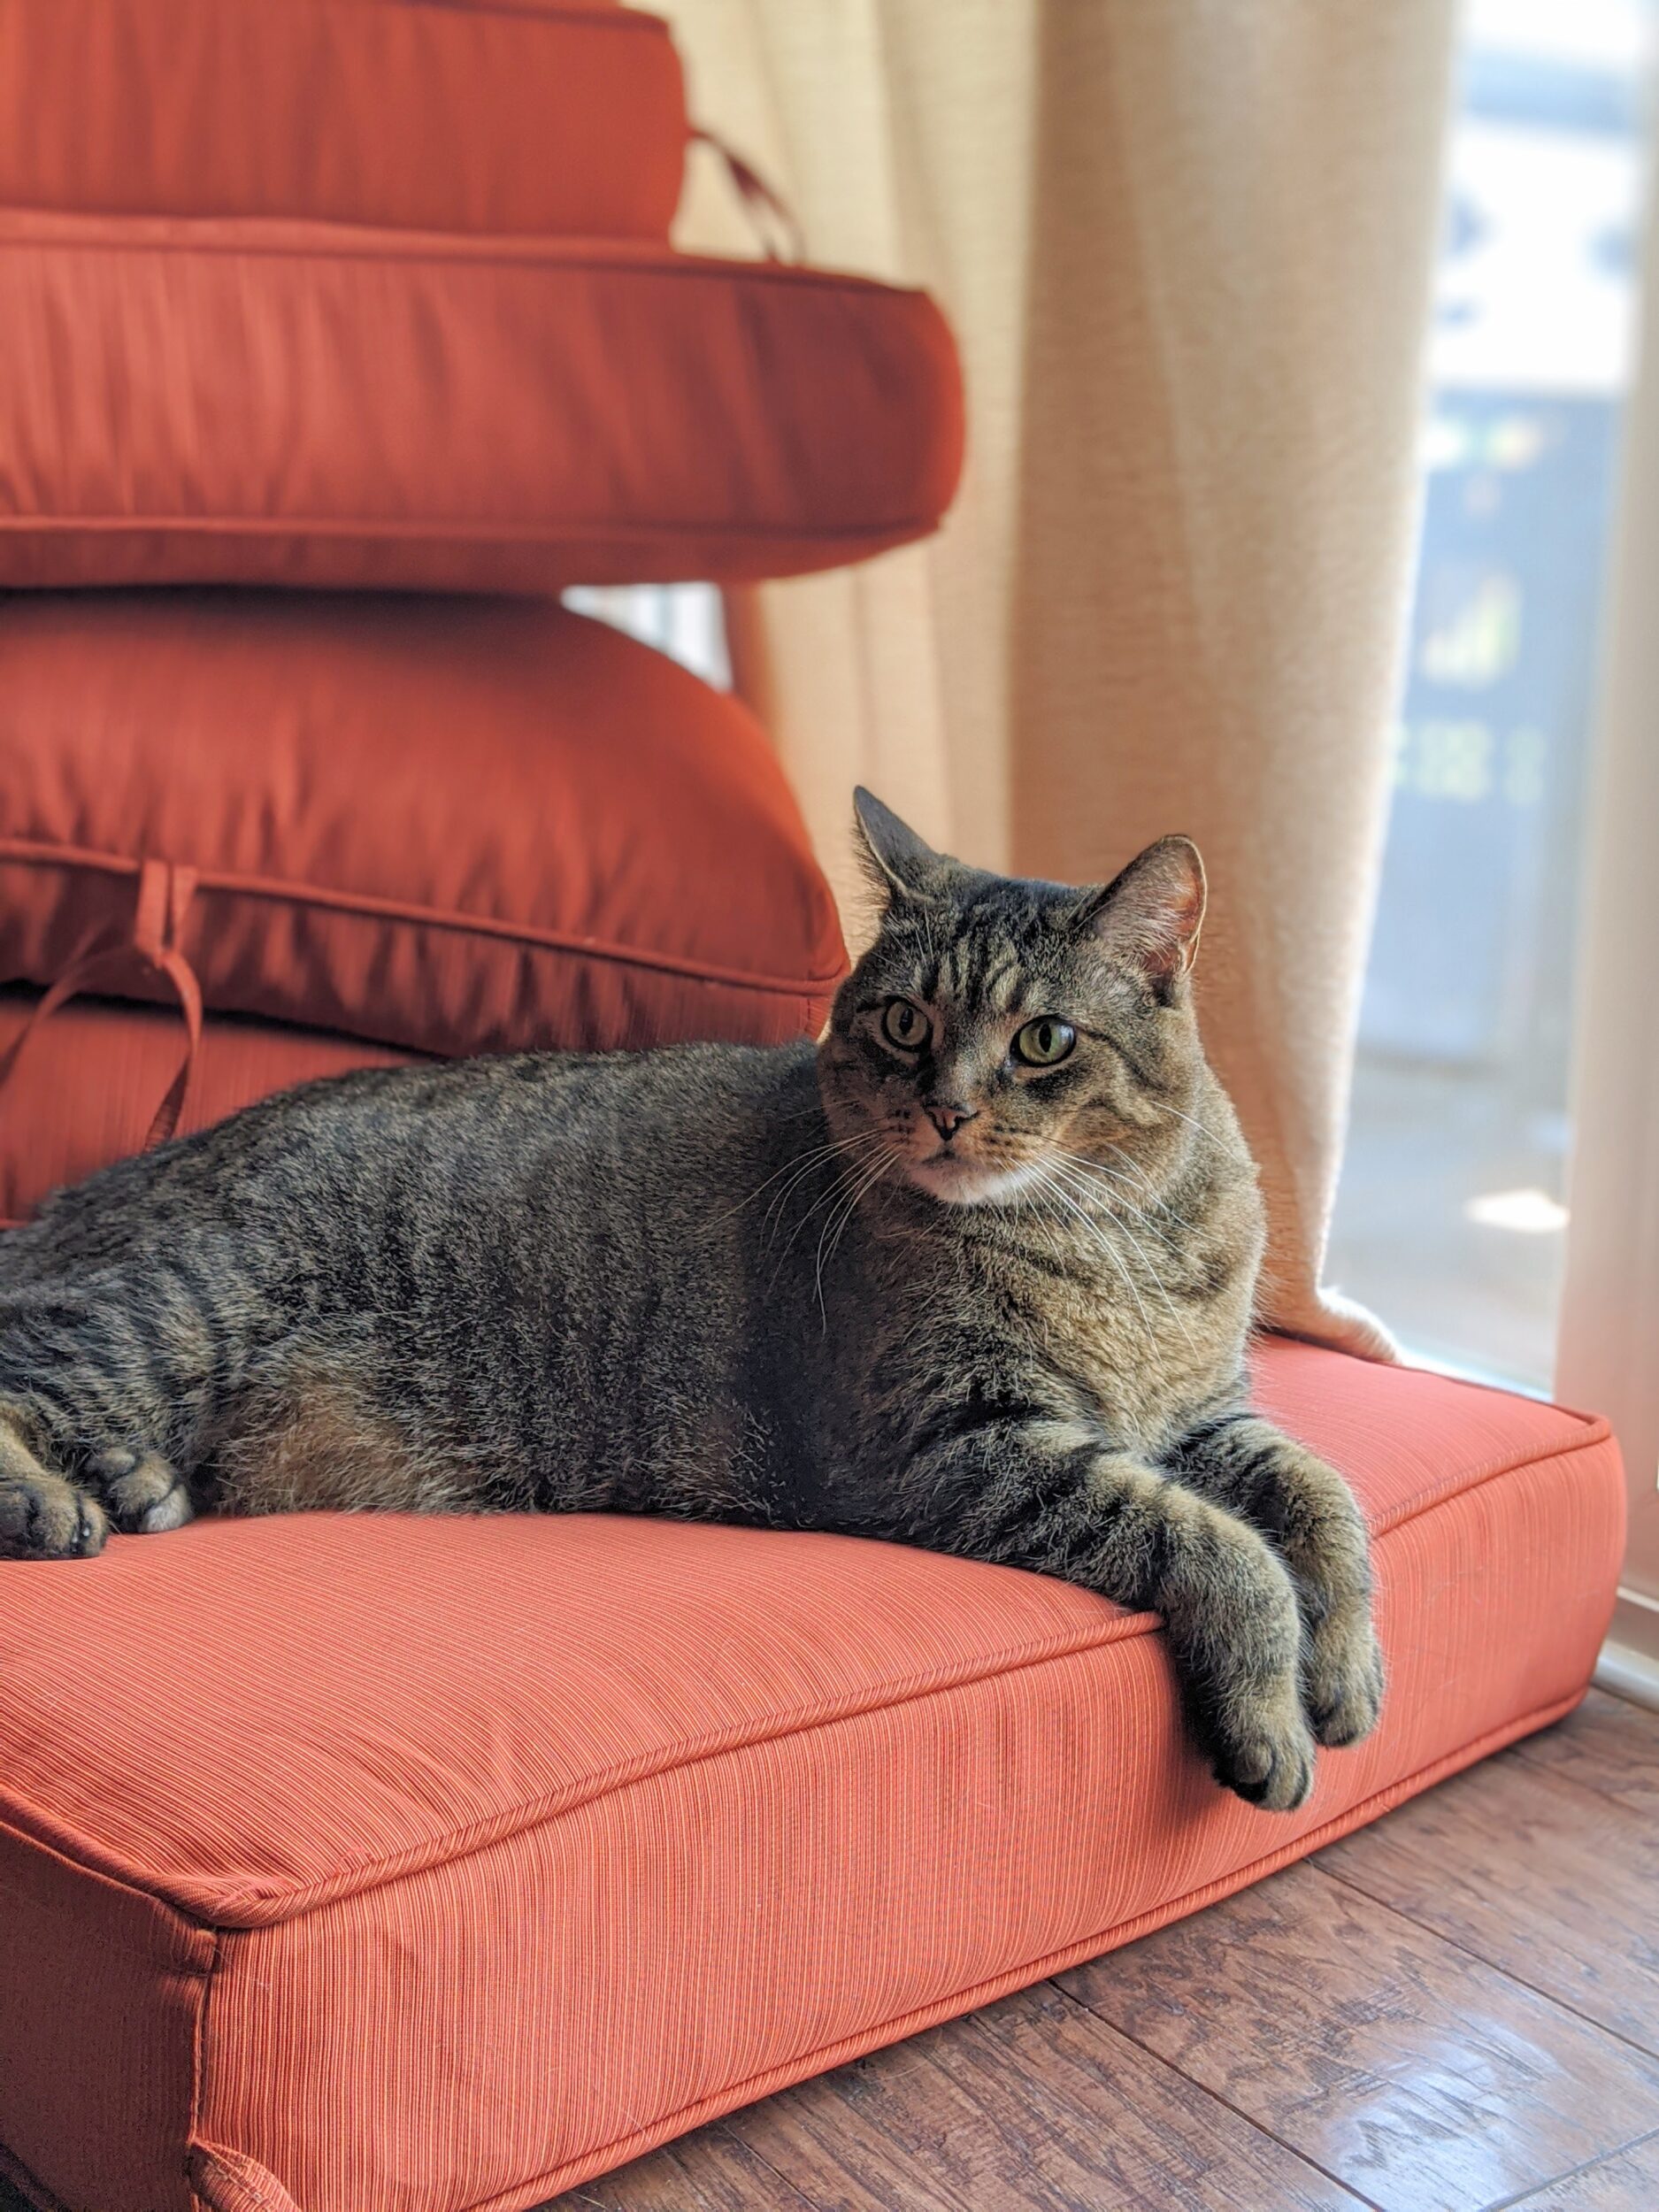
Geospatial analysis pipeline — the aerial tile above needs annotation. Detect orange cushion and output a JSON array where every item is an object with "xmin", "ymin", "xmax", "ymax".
[
  {"xmin": 0, "ymin": 592, "xmax": 847, "ymax": 1062},
  {"xmin": 0, "ymin": 0, "xmax": 687, "ymax": 238},
  {"xmin": 0, "ymin": 992, "xmax": 415, "ymax": 1228},
  {"xmin": 0, "ymin": 211, "xmax": 965, "ymax": 591},
  {"xmin": 0, "ymin": 1344, "xmax": 1624, "ymax": 2212}
]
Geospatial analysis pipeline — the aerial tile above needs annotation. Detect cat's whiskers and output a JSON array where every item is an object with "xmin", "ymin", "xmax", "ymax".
[
  {"xmin": 1094, "ymin": 1142, "xmax": 1199, "ymax": 1235},
  {"xmin": 1047, "ymin": 1158, "xmax": 1200, "ymax": 1352},
  {"xmin": 1012, "ymin": 1181, "xmax": 1079, "ymax": 1284},
  {"xmin": 1155, "ymin": 1100, "xmax": 1228, "ymax": 1152},
  {"xmin": 1030, "ymin": 1164, "xmax": 1158, "ymax": 1349},
  {"xmin": 757, "ymin": 1127, "xmax": 885, "ymax": 1210},
  {"xmin": 715, "ymin": 1127, "xmax": 883, "ymax": 1234},
  {"xmin": 766, "ymin": 1131, "xmax": 894, "ymax": 1272},
  {"xmin": 762, "ymin": 1140, "xmax": 887, "ymax": 1248},
  {"xmin": 752, "ymin": 1130, "xmax": 890, "ymax": 1246},
  {"xmin": 813, "ymin": 1145, "xmax": 898, "ymax": 1325},
  {"xmin": 1055, "ymin": 1151, "xmax": 1187, "ymax": 1257}
]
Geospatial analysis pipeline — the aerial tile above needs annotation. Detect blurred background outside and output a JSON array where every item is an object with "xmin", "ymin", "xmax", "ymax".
[{"xmin": 1325, "ymin": 0, "xmax": 1656, "ymax": 1391}]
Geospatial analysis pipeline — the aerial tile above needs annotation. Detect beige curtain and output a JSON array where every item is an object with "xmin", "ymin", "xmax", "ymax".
[{"xmin": 660, "ymin": 1, "xmax": 1457, "ymax": 1357}]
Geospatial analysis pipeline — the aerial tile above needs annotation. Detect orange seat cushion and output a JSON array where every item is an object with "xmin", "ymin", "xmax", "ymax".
[
  {"xmin": 0, "ymin": 0, "xmax": 687, "ymax": 238},
  {"xmin": 0, "ymin": 593, "xmax": 847, "ymax": 1063},
  {"xmin": 0, "ymin": 1344, "xmax": 1624, "ymax": 2212},
  {"xmin": 0, "ymin": 211, "xmax": 964, "ymax": 592}
]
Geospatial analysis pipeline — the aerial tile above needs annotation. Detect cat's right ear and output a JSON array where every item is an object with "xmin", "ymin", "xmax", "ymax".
[{"xmin": 853, "ymin": 788, "xmax": 943, "ymax": 904}]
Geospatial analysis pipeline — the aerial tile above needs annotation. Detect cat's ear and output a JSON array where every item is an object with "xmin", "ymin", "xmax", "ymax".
[
  {"xmin": 853, "ymin": 787, "xmax": 944, "ymax": 903},
  {"xmin": 1078, "ymin": 836, "xmax": 1207, "ymax": 996}
]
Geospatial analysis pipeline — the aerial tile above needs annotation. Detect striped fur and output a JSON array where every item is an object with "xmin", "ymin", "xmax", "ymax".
[{"xmin": 0, "ymin": 794, "xmax": 1380, "ymax": 1809}]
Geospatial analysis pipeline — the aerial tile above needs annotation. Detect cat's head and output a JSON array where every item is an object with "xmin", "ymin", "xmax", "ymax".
[{"xmin": 818, "ymin": 789, "xmax": 1217, "ymax": 1210}]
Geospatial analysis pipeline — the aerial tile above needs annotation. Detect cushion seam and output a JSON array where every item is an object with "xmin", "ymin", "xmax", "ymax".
[
  {"xmin": 1372, "ymin": 1412, "xmax": 1611, "ymax": 1537},
  {"xmin": 0, "ymin": 1609, "xmax": 1163, "ymax": 1927},
  {"xmin": 0, "ymin": 516, "xmax": 941, "ymax": 548},
  {"xmin": 402, "ymin": 1684, "xmax": 1595, "ymax": 2212},
  {"xmin": 0, "ymin": 1806, "xmax": 216, "ymax": 1965},
  {"xmin": 71, "ymin": 1, "xmax": 684, "ymax": 26},
  {"xmin": 281, "ymin": 2, "xmax": 675, "ymax": 27},
  {"xmin": 206, "ymin": 1416, "xmax": 1617, "ymax": 1925},
  {"xmin": 0, "ymin": 1, "xmax": 676, "ymax": 40},
  {"xmin": 0, "ymin": 841, "xmax": 848, "ymax": 1002},
  {"xmin": 0, "ymin": 227, "xmax": 930, "ymax": 298},
  {"xmin": 188, "ymin": 1928, "xmax": 222, "ymax": 2212},
  {"xmin": 312, "ymin": 3, "xmax": 673, "ymax": 28}
]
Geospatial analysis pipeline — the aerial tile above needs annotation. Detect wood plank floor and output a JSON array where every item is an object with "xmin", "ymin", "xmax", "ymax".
[
  {"xmin": 553, "ymin": 1690, "xmax": 1659, "ymax": 2212},
  {"xmin": 2, "ymin": 1693, "xmax": 1653, "ymax": 2212}
]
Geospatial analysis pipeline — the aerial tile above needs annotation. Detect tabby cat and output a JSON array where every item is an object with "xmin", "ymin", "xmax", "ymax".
[{"xmin": 0, "ymin": 790, "xmax": 1381, "ymax": 1810}]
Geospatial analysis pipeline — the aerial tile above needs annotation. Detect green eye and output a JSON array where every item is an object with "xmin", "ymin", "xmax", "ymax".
[
  {"xmin": 1013, "ymin": 1017, "xmax": 1076, "ymax": 1068},
  {"xmin": 880, "ymin": 998, "xmax": 931, "ymax": 1051}
]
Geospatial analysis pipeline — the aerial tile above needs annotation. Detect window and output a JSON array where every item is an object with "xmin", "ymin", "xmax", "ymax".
[
  {"xmin": 563, "ymin": 585, "xmax": 730, "ymax": 690},
  {"xmin": 1325, "ymin": 0, "xmax": 1657, "ymax": 1390}
]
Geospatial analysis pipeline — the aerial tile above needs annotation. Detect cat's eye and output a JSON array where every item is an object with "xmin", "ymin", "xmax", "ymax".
[
  {"xmin": 1012, "ymin": 1017, "xmax": 1076, "ymax": 1068},
  {"xmin": 880, "ymin": 998, "xmax": 931, "ymax": 1051}
]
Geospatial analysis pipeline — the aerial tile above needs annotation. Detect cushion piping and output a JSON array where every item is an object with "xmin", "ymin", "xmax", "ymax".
[
  {"xmin": 316, "ymin": 4, "xmax": 672, "ymax": 29},
  {"xmin": 1356, "ymin": 1401, "xmax": 1604, "ymax": 1537},
  {"xmin": 0, "ymin": 841, "xmax": 848, "ymax": 1002},
  {"xmin": 0, "ymin": 1406, "xmax": 1613, "ymax": 1931},
  {"xmin": 434, "ymin": 1683, "xmax": 1595, "ymax": 2212},
  {"xmin": 0, "ymin": 514, "xmax": 946, "ymax": 552},
  {"xmin": 0, "ymin": 1604, "xmax": 1165, "ymax": 1928},
  {"xmin": 180, "ymin": 3, "xmax": 675, "ymax": 27},
  {"xmin": 0, "ymin": 216, "xmax": 937, "ymax": 295}
]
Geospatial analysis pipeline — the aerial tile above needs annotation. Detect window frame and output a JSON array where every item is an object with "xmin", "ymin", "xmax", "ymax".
[{"xmin": 1555, "ymin": 144, "xmax": 1659, "ymax": 1702}]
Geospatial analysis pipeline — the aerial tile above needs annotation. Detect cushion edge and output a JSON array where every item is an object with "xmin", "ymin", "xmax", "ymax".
[
  {"xmin": 227, "ymin": 1685, "xmax": 1601, "ymax": 2212},
  {"xmin": 0, "ymin": 1420, "xmax": 1621, "ymax": 1931}
]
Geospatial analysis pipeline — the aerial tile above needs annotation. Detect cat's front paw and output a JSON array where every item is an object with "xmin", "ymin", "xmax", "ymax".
[
  {"xmin": 1303, "ymin": 1610, "xmax": 1385, "ymax": 1748},
  {"xmin": 0, "ymin": 1471, "xmax": 108, "ymax": 1560},
  {"xmin": 87, "ymin": 1447, "xmax": 195, "ymax": 1535},
  {"xmin": 1210, "ymin": 1691, "xmax": 1316, "ymax": 1813}
]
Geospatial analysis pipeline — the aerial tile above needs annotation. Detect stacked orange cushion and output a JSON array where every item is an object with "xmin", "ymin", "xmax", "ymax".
[
  {"xmin": 0, "ymin": 0, "xmax": 964, "ymax": 591},
  {"xmin": 0, "ymin": 0, "xmax": 688, "ymax": 238},
  {"xmin": 0, "ymin": 591, "xmax": 846, "ymax": 1187},
  {"xmin": 0, "ymin": 213, "xmax": 964, "ymax": 592},
  {"xmin": 0, "ymin": 1344, "xmax": 1624, "ymax": 2212}
]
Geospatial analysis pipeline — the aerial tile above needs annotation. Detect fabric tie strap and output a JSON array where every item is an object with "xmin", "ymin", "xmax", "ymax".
[
  {"xmin": 0, "ymin": 856, "xmax": 204, "ymax": 1152},
  {"xmin": 693, "ymin": 126, "xmax": 805, "ymax": 264}
]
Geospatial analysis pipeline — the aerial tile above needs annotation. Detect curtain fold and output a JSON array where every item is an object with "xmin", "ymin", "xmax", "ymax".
[{"xmin": 663, "ymin": 0, "xmax": 1458, "ymax": 1356}]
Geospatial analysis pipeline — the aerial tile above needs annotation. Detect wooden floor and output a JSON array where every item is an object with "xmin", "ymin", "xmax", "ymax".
[
  {"xmin": 550, "ymin": 1689, "xmax": 1659, "ymax": 2212},
  {"xmin": 3, "ymin": 1692, "xmax": 1654, "ymax": 2212}
]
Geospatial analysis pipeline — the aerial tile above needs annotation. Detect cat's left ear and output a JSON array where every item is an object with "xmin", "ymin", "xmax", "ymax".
[
  {"xmin": 1076, "ymin": 836, "xmax": 1207, "ymax": 997},
  {"xmin": 853, "ymin": 787, "xmax": 945, "ymax": 904}
]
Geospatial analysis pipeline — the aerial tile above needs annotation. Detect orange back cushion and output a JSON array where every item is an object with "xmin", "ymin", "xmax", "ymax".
[
  {"xmin": 0, "ymin": 592, "xmax": 848, "ymax": 1064},
  {"xmin": 0, "ymin": 992, "xmax": 416, "ymax": 1226}
]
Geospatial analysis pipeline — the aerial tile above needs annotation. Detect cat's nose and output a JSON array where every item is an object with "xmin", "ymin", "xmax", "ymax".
[{"xmin": 924, "ymin": 1100, "xmax": 979, "ymax": 1141}]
